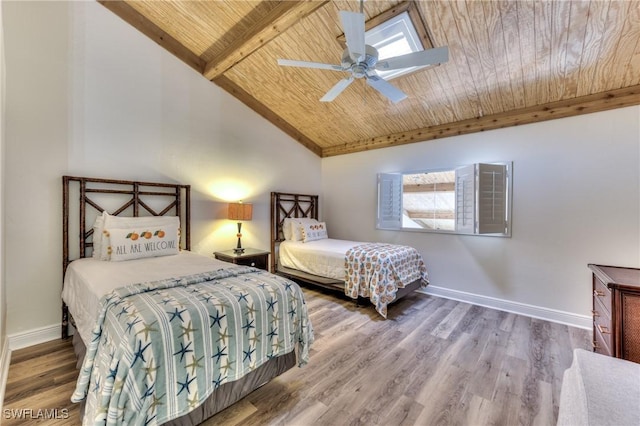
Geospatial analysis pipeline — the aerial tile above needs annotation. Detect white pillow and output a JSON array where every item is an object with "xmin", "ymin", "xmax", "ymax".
[
  {"xmin": 100, "ymin": 213, "xmax": 180, "ymax": 260},
  {"xmin": 288, "ymin": 217, "xmax": 319, "ymax": 241},
  {"xmin": 282, "ymin": 218, "xmax": 294, "ymax": 240},
  {"xmin": 91, "ymin": 211, "xmax": 106, "ymax": 259},
  {"xmin": 108, "ymin": 223, "xmax": 179, "ymax": 261},
  {"xmin": 301, "ymin": 221, "xmax": 328, "ymax": 243}
]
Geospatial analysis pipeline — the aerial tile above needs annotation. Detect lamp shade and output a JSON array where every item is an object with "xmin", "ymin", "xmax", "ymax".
[{"xmin": 228, "ymin": 202, "xmax": 253, "ymax": 221}]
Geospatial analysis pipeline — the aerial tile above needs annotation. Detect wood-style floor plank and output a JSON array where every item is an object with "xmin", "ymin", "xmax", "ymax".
[
  {"xmin": 3, "ymin": 287, "xmax": 590, "ymax": 425},
  {"xmin": 3, "ymin": 337, "xmax": 81, "ymax": 425}
]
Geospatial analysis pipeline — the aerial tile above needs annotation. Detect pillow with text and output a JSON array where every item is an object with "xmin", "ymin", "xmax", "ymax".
[
  {"xmin": 107, "ymin": 223, "xmax": 179, "ymax": 261},
  {"xmin": 100, "ymin": 214, "xmax": 180, "ymax": 260},
  {"xmin": 301, "ymin": 221, "xmax": 328, "ymax": 243}
]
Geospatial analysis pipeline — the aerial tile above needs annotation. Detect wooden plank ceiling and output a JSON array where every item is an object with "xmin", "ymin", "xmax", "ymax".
[{"xmin": 100, "ymin": 0, "xmax": 640, "ymax": 157}]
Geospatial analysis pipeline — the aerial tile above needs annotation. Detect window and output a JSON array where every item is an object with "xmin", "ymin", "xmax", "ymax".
[
  {"xmin": 365, "ymin": 11, "xmax": 426, "ymax": 80},
  {"xmin": 338, "ymin": 2, "xmax": 436, "ymax": 81},
  {"xmin": 402, "ymin": 170, "xmax": 455, "ymax": 231},
  {"xmin": 377, "ymin": 162, "xmax": 513, "ymax": 236}
]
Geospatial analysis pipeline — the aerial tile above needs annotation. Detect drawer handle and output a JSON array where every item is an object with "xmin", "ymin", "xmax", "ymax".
[
  {"xmin": 597, "ymin": 324, "xmax": 610, "ymax": 334},
  {"xmin": 593, "ymin": 290, "xmax": 606, "ymax": 297},
  {"xmin": 591, "ymin": 310, "xmax": 599, "ymax": 317}
]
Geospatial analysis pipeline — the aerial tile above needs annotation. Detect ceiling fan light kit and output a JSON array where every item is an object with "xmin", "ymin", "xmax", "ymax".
[{"xmin": 277, "ymin": 7, "xmax": 449, "ymax": 104}]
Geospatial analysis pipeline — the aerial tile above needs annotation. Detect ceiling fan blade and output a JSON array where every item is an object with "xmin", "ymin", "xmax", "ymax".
[
  {"xmin": 320, "ymin": 77, "xmax": 354, "ymax": 102},
  {"xmin": 277, "ymin": 59, "xmax": 346, "ymax": 72},
  {"xmin": 366, "ymin": 74, "xmax": 407, "ymax": 103},
  {"xmin": 340, "ymin": 11, "xmax": 365, "ymax": 62},
  {"xmin": 375, "ymin": 46, "xmax": 449, "ymax": 71}
]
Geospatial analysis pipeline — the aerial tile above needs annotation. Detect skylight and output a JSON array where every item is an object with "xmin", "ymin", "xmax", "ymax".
[{"xmin": 365, "ymin": 11, "xmax": 426, "ymax": 80}]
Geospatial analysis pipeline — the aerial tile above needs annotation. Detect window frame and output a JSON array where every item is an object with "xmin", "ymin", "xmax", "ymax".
[
  {"xmin": 365, "ymin": 11, "xmax": 426, "ymax": 80},
  {"xmin": 376, "ymin": 162, "xmax": 513, "ymax": 237}
]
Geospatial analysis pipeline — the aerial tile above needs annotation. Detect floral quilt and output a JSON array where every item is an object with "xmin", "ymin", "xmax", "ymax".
[
  {"xmin": 71, "ymin": 266, "xmax": 313, "ymax": 425},
  {"xmin": 345, "ymin": 243, "xmax": 428, "ymax": 317}
]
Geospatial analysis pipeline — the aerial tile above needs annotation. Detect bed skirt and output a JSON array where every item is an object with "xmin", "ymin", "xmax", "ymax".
[
  {"xmin": 276, "ymin": 263, "xmax": 424, "ymax": 303},
  {"xmin": 71, "ymin": 332, "xmax": 296, "ymax": 425}
]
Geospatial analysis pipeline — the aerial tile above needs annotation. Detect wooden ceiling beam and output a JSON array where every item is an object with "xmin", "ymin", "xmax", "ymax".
[
  {"xmin": 97, "ymin": 1, "xmax": 205, "ymax": 73},
  {"xmin": 214, "ymin": 76, "xmax": 323, "ymax": 157},
  {"xmin": 203, "ymin": 0, "xmax": 329, "ymax": 81},
  {"xmin": 321, "ymin": 85, "xmax": 640, "ymax": 157}
]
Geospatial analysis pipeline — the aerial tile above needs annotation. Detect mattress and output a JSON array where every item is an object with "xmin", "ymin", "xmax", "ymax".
[
  {"xmin": 278, "ymin": 238, "xmax": 361, "ymax": 280},
  {"xmin": 61, "ymin": 251, "xmax": 232, "ymax": 344}
]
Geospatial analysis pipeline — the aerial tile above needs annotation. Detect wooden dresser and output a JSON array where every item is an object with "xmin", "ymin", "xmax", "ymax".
[{"xmin": 589, "ymin": 264, "xmax": 640, "ymax": 363}]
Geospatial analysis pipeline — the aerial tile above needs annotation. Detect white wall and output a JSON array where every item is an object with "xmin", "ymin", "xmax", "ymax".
[
  {"xmin": 3, "ymin": 1, "xmax": 321, "ymax": 343},
  {"xmin": 321, "ymin": 106, "xmax": 640, "ymax": 326}
]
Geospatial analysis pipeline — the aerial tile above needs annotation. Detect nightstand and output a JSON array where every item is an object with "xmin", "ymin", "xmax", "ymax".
[{"xmin": 214, "ymin": 248, "xmax": 270, "ymax": 271}]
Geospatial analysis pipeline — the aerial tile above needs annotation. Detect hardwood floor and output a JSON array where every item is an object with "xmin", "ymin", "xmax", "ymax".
[
  {"xmin": 3, "ymin": 338, "xmax": 81, "ymax": 425},
  {"xmin": 3, "ymin": 287, "xmax": 590, "ymax": 425}
]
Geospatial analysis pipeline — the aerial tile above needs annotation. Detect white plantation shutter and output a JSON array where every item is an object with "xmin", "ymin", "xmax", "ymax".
[
  {"xmin": 377, "ymin": 173, "xmax": 402, "ymax": 229},
  {"xmin": 376, "ymin": 163, "xmax": 511, "ymax": 235},
  {"xmin": 476, "ymin": 163, "xmax": 508, "ymax": 234},
  {"xmin": 455, "ymin": 164, "xmax": 476, "ymax": 234}
]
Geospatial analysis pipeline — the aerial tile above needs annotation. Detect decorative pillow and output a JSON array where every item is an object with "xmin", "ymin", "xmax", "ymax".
[
  {"xmin": 289, "ymin": 217, "xmax": 319, "ymax": 241},
  {"xmin": 91, "ymin": 211, "xmax": 106, "ymax": 259},
  {"xmin": 282, "ymin": 217, "xmax": 317, "ymax": 241},
  {"xmin": 100, "ymin": 213, "xmax": 180, "ymax": 260},
  {"xmin": 282, "ymin": 218, "xmax": 294, "ymax": 240},
  {"xmin": 301, "ymin": 221, "xmax": 328, "ymax": 243},
  {"xmin": 107, "ymin": 223, "xmax": 179, "ymax": 261}
]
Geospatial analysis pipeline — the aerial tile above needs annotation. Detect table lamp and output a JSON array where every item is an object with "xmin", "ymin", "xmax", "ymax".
[{"xmin": 228, "ymin": 201, "xmax": 253, "ymax": 254}]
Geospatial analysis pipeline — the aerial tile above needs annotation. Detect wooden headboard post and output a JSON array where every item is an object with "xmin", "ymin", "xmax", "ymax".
[
  {"xmin": 270, "ymin": 192, "xmax": 319, "ymax": 273},
  {"xmin": 61, "ymin": 176, "xmax": 191, "ymax": 339}
]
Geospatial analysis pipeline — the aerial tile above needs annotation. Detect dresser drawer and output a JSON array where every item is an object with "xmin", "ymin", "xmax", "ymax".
[
  {"xmin": 592, "ymin": 296, "xmax": 610, "ymax": 324},
  {"xmin": 593, "ymin": 294, "xmax": 613, "ymax": 356},
  {"xmin": 593, "ymin": 276, "xmax": 612, "ymax": 314},
  {"xmin": 593, "ymin": 322, "xmax": 612, "ymax": 356}
]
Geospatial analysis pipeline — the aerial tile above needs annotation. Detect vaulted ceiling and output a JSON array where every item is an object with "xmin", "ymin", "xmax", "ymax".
[{"xmin": 100, "ymin": 0, "xmax": 640, "ymax": 157}]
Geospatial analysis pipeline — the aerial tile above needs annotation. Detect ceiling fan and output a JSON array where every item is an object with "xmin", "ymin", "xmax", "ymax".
[{"xmin": 277, "ymin": 6, "xmax": 449, "ymax": 104}]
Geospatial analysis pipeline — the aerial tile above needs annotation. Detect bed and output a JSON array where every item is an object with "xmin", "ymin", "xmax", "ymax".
[
  {"xmin": 62, "ymin": 176, "xmax": 313, "ymax": 425},
  {"xmin": 270, "ymin": 192, "xmax": 428, "ymax": 318}
]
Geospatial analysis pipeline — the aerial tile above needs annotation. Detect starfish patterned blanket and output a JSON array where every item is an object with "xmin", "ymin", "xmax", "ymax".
[
  {"xmin": 71, "ymin": 266, "xmax": 313, "ymax": 425},
  {"xmin": 345, "ymin": 243, "xmax": 429, "ymax": 318}
]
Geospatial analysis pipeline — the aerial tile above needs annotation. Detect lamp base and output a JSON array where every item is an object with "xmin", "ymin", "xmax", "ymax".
[{"xmin": 234, "ymin": 222, "xmax": 245, "ymax": 254}]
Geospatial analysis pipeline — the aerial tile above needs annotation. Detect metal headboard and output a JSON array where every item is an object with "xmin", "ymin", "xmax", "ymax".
[
  {"xmin": 270, "ymin": 192, "xmax": 318, "ymax": 273},
  {"xmin": 61, "ymin": 175, "xmax": 191, "ymax": 338}
]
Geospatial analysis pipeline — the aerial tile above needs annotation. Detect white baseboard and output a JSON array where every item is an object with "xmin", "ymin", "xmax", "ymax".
[
  {"xmin": 418, "ymin": 285, "xmax": 592, "ymax": 330},
  {"xmin": 8, "ymin": 323, "xmax": 61, "ymax": 351},
  {"xmin": 0, "ymin": 335, "xmax": 10, "ymax": 413},
  {"xmin": 3, "ymin": 289, "xmax": 592, "ymax": 354}
]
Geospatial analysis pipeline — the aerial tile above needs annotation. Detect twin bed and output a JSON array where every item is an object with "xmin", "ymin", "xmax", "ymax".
[
  {"xmin": 270, "ymin": 192, "xmax": 428, "ymax": 318},
  {"xmin": 61, "ymin": 178, "xmax": 428, "ymax": 425},
  {"xmin": 61, "ymin": 177, "xmax": 312, "ymax": 425}
]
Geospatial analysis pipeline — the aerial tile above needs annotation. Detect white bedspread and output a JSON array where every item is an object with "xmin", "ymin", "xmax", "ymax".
[
  {"xmin": 61, "ymin": 251, "xmax": 232, "ymax": 344},
  {"xmin": 279, "ymin": 238, "xmax": 361, "ymax": 280}
]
